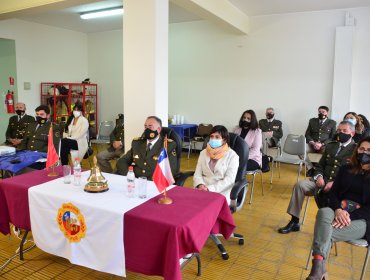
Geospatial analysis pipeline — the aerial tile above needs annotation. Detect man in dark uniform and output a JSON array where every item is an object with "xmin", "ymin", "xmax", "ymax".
[
  {"xmin": 116, "ymin": 116, "xmax": 177, "ymax": 180},
  {"xmin": 278, "ymin": 121, "xmax": 356, "ymax": 234},
  {"xmin": 17, "ymin": 105, "xmax": 61, "ymax": 170},
  {"xmin": 259, "ymin": 107, "xmax": 283, "ymax": 149},
  {"xmin": 305, "ymin": 105, "xmax": 337, "ymax": 175},
  {"xmin": 97, "ymin": 115, "xmax": 125, "ymax": 173},
  {"xmin": 5, "ymin": 102, "xmax": 35, "ymax": 147}
]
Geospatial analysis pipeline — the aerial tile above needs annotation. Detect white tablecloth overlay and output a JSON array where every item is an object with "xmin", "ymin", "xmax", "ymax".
[{"xmin": 28, "ymin": 171, "xmax": 163, "ymax": 276}]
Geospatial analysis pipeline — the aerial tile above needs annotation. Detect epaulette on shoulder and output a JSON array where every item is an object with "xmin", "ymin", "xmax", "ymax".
[
  {"xmin": 133, "ymin": 137, "xmax": 143, "ymax": 141},
  {"xmin": 326, "ymin": 140, "xmax": 337, "ymax": 146},
  {"xmin": 167, "ymin": 139, "xmax": 173, "ymax": 142}
]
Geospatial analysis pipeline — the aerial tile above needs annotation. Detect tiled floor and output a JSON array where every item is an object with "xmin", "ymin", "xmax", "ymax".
[{"xmin": 0, "ymin": 151, "xmax": 369, "ymax": 279}]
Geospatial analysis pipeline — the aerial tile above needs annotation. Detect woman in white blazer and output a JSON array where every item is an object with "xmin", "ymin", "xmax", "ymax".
[
  {"xmin": 60, "ymin": 102, "xmax": 89, "ymax": 165},
  {"xmin": 193, "ymin": 125, "xmax": 239, "ymax": 205}
]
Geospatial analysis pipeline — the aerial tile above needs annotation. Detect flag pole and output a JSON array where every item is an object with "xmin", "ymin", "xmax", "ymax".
[{"xmin": 158, "ymin": 135, "xmax": 173, "ymax": 205}]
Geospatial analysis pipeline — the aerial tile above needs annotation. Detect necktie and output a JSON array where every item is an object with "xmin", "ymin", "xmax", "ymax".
[
  {"xmin": 335, "ymin": 145, "xmax": 344, "ymax": 157},
  {"xmin": 146, "ymin": 143, "xmax": 152, "ymax": 154},
  {"xmin": 319, "ymin": 120, "xmax": 323, "ymax": 126}
]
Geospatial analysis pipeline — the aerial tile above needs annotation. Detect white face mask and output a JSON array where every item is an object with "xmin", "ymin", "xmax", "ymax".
[{"xmin": 73, "ymin": 111, "xmax": 81, "ymax": 118}]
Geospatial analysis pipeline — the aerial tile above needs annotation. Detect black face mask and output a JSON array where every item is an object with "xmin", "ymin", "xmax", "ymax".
[
  {"xmin": 357, "ymin": 153, "xmax": 370, "ymax": 165},
  {"xmin": 144, "ymin": 128, "xmax": 159, "ymax": 140},
  {"xmin": 337, "ymin": 132, "xmax": 351, "ymax": 143},
  {"xmin": 16, "ymin": 110, "xmax": 25, "ymax": 116},
  {"xmin": 266, "ymin": 113, "xmax": 274, "ymax": 120},
  {"xmin": 36, "ymin": 116, "xmax": 47, "ymax": 125},
  {"xmin": 242, "ymin": 121, "xmax": 250, "ymax": 128},
  {"xmin": 318, "ymin": 113, "xmax": 327, "ymax": 120}
]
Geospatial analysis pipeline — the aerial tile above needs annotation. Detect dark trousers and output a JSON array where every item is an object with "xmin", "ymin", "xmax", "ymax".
[
  {"xmin": 247, "ymin": 159, "xmax": 260, "ymax": 171},
  {"xmin": 60, "ymin": 138, "xmax": 78, "ymax": 165}
]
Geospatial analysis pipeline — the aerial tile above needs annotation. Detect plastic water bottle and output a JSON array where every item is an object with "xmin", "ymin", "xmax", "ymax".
[
  {"xmin": 126, "ymin": 166, "xmax": 135, "ymax": 197},
  {"xmin": 73, "ymin": 157, "xmax": 81, "ymax": 186}
]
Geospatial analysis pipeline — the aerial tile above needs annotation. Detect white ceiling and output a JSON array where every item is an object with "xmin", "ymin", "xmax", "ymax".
[{"xmin": 11, "ymin": 0, "xmax": 370, "ymax": 33}]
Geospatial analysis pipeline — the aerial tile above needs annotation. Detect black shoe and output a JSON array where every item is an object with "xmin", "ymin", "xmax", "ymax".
[
  {"xmin": 306, "ymin": 168, "xmax": 314, "ymax": 177},
  {"xmin": 278, "ymin": 221, "xmax": 300, "ymax": 234}
]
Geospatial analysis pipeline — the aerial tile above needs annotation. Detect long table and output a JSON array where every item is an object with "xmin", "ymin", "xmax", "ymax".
[{"xmin": 0, "ymin": 168, "xmax": 235, "ymax": 280}]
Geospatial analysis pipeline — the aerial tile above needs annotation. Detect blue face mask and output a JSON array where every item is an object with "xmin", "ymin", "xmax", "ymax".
[
  {"xmin": 209, "ymin": 139, "xmax": 223, "ymax": 149},
  {"xmin": 346, "ymin": 118, "xmax": 357, "ymax": 126}
]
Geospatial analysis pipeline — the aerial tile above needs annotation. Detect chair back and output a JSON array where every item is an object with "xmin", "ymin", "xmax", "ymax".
[
  {"xmin": 196, "ymin": 124, "xmax": 213, "ymax": 137},
  {"xmin": 282, "ymin": 134, "xmax": 306, "ymax": 156},
  {"xmin": 161, "ymin": 127, "xmax": 182, "ymax": 175},
  {"xmin": 229, "ymin": 133, "xmax": 249, "ymax": 182},
  {"xmin": 97, "ymin": 121, "xmax": 115, "ymax": 141}
]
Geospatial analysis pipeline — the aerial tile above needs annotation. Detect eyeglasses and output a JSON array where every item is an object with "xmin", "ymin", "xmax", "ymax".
[{"xmin": 358, "ymin": 147, "xmax": 370, "ymax": 154}]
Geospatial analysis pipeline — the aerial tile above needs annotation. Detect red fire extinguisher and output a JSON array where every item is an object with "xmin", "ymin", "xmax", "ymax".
[{"xmin": 6, "ymin": 90, "xmax": 15, "ymax": 114}]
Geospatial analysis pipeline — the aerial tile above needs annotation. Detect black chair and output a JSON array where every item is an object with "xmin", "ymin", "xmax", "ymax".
[
  {"xmin": 179, "ymin": 132, "xmax": 249, "ymax": 260},
  {"xmin": 161, "ymin": 127, "xmax": 193, "ymax": 185},
  {"xmin": 209, "ymin": 133, "xmax": 249, "ymax": 259}
]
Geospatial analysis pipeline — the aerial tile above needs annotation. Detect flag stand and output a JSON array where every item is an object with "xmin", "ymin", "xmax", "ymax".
[
  {"xmin": 158, "ymin": 188, "xmax": 173, "ymax": 205},
  {"xmin": 47, "ymin": 165, "xmax": 58, "ymax": 177}
]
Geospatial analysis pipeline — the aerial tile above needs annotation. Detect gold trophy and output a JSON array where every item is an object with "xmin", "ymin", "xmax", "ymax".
[{"xmin": 84, "ymin": 156, "xmax": 109, "ymax": 193}]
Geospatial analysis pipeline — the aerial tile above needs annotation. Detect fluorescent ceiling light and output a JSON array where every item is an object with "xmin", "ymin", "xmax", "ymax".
[{"xmin": 80, "ymin": 7, "xmax": 123, "ymax": 19}]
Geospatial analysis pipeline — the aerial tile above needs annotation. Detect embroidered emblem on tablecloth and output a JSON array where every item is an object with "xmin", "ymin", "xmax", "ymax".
[{"xmin": 57, "ymin": 203, "xmax": 86, "ymax": 242}]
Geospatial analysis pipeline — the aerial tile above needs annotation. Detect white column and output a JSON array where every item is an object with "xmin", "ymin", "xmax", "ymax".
[
  {"xmin": 331, "ymin": 26, "xmax": 355, "ymax": 122},
  {"xmin": 123, "ymin": 0, "xmax": 169, "ymax": 150}
]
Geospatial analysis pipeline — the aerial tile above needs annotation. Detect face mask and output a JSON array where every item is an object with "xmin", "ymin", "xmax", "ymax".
[
  {"xmin": 318, "ymin": 113, "xmax": 327, "ymax": 120},
  {"xmin": 266, "ymin": 113, "xmax": 274, "ymax": 120},
  {"xmin": 337, "ymin": 132, "xmax": 351, "ymax": 143},
  {"xmin": 346, "ymin": 118, "xmax": 357, "ymax": 126},
  {"xmin": 36, "ymin": 116, "xmax": 47, "ymax": 125},
  {"xmin": 73, "ymin": 111, "xmax": 81, "ymax": 118},
  {"xmin": 144, "ymin": 128, "xmax": 159, "ymax": 140},
  {"xmin": 242, "ymin": 121, "xmax": 250, "ymax": 127},
  {"xmin": 357, "ymin": 153, "xmax": 370, "ymax": 165},
  {"xmin": 15, "ymin": 110, "xmax": 25, "ymax": 116},
  {"xmin": 209, "ymin": 139, "xmax": 223, "ymax": 149}
]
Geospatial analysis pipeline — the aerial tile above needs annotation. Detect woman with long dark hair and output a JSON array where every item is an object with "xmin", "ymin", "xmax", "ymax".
[
  {"xmin": 60, "ymin": 102, "xmax": 89, "ymax": 165},
  {"xmin": 306, "ymin": 136, "xmax": 370, "ymax": 280},
  {"xmin": 233, "ymin": 109, "xmax": 262, "ymax": 171}
]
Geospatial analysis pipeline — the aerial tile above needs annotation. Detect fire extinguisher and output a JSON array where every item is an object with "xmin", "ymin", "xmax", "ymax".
[{"xmin": 6, "ymin": 90, "xmax": 15, "ymax": 114}]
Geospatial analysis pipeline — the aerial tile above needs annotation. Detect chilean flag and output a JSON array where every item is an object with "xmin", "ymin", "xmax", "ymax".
[{"xmin": 153, "ymin": 148, "xmax": 175, "ymax": 193}]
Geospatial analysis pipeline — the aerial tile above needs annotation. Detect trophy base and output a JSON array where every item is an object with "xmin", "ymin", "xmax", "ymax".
[
  {"xmin": 158, "ymin": 197, "xmax": 173, "ymax": 205},
  {"xmin": 84, "ymin": 182, "xmax": 109, "ymax": 193}
]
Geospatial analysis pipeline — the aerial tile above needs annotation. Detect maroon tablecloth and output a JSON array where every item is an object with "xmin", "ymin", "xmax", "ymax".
[
  {"xmin": 0, "ymin": 167, "xmax": 63, "ymax": 235},
  {"xmin": 124, "ymin": 186, "xmax": 235, "ymax": 280}
]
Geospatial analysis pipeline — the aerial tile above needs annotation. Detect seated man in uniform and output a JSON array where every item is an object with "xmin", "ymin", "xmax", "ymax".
[
  {"xmin": 116, "ymin": 116, "xmax": 177, "ymax": 180},
  {"xmin": 305, "ymin": 105, "xmax": 337, "ymax": 176},
  {"xmin": 97, "ymin": 115, "xmax": 125, "ymax": 173},
  {"xmin": 259, "ymin": 107, "xmax": 283, "ymax": 149},
  {"xmin": 278, "ymin": 121, "xmax": 356, "ymax": 234},
  {"xmin": 17, "ymin": 105, "xmax": 61, "ymax": 170},
  {"xmin": 5, "ymin": 102, "xmax": 35, "ymax": 147}
]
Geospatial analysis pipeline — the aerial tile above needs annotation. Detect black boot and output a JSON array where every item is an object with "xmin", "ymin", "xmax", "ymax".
[
  {"xmin": 306, "ymin": 259, "xmax": 328, "ymax": 280},
  {"xmin": 278, "ymin": 220, "xmax": 300, "ymax": 234}
]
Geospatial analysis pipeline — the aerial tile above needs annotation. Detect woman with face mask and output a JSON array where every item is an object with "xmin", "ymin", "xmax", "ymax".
[
  {"xmin": 233, "ymin": 109, "xmax": 262, "ymax": 171},
  {"xmin": 60, "ymin": 102, "xmax": 89, "ymax": 165},
  {"xmin": 343, "ymin": 112, "xmax": 370, "ymax": 143},
  {"xmin": 193, "ymin": 125, "xmax": 239, "ymax": 204},
  {"xmin": 306, "ymin": 136, "xmax": 370, "ymax": 280}
]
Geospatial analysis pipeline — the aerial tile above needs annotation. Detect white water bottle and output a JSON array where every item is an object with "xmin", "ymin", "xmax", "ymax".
[
  {"xmin": 126, "ymin": 166, "xmax": 136, "ymax": 197},
  {"xmin": 73, "ymin": 157, "xmax": 81, "ymax": 186}
]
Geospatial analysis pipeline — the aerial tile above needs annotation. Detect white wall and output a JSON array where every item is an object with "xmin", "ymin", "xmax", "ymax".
[
  {"xmin": 0, "ymin": 19, "xmax": 88, "ymax": 117},
  {"xmin": 88, "ymin": 30, "xmax": 123, "ymax": 123},
  {"xmin": 350, "ymin": 8, "xmax": 370, "ymax": 116},
  {"xmin": 169, "ymin": 7, "xmax": 370, "ymax": 137}
]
